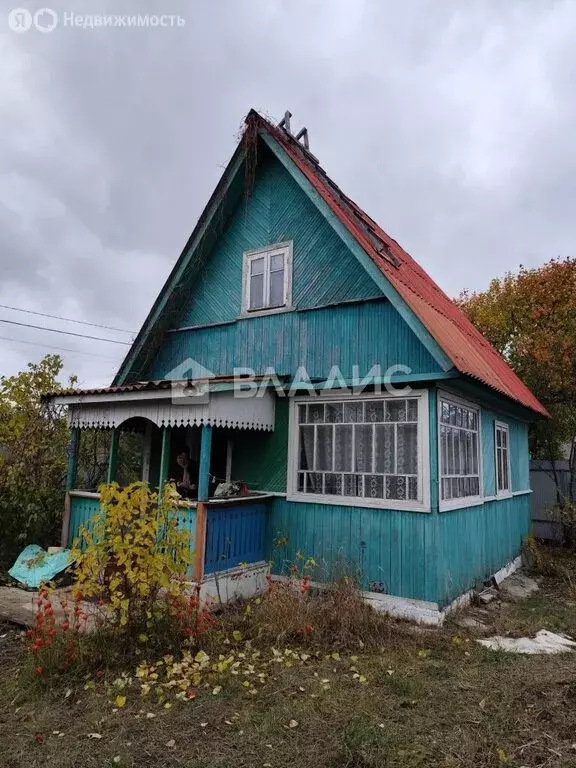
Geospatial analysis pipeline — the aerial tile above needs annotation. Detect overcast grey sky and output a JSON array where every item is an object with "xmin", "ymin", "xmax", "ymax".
[{"xmin": 0, "ymin": 0, "xmax": 574, "ymax": 387}]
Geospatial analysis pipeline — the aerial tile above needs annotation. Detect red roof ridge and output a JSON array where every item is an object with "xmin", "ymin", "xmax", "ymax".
[{"xmin": 250, "ymin": 111, "xmax": 548, "ymax": 417}]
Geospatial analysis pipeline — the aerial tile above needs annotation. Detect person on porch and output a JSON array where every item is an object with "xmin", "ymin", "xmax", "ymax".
[{"xmin": 171, "ymin": 448, "xmax": 199, "ymax": 499}]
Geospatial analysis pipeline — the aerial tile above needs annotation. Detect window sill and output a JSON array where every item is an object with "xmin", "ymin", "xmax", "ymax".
[
  {"xmin": 239, "ymin": 306, "xmax": 294, "ymax": 320},
  {"xmin": 287, "ymin": 492, "xmax": 430, "ymax": 513},
  {"xmin": 440, "ymin": 490, "xmax": 532, "ymax": 511},
  {"xmin": 439, "ymin": 496, "xmax": 484, "ymax": 512}
]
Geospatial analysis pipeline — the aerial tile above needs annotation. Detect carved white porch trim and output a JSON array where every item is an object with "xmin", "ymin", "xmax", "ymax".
[{"xmin": 67, "ymin": 390, "xmax": 275, "ymax": 431}]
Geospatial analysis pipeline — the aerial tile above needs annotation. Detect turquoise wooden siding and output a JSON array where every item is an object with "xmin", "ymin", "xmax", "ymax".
[
  {"xmin": 481, "ymin": 409, "xmax": 530, "ymax": 495},
  {"xmin": 266, "ymin": 499, "xmax": 438, "ymax": 602},
  {"xmin": 68, "ymin": 495, "xmax": 101, "ymax": 547},
  {"xmin": 142, "ymin": 148, "xmax": 442, "ymax": 382},
  {"xmin": 436, "ymin": 494, "xmax": 530, "ymax": 606},
  {"xmin": 173, "ymin": 153, "xmax": 381, "ymax": 329},
  {"xmin": 148, "ymin": 299, "xmax": 442, "ymax": 380},
  {"xmin": 267, "ymin": 495, "xmax": 530, "ymax": 605},
  {"xmin": 232, "ymin": 398, "xmax": 288, "ymax": 492},
  {"xmin": 68, "ymin": 495, "xmax": 197, "ymax": 569}
]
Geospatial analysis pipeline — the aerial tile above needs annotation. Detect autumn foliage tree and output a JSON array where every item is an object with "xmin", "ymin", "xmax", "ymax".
[
  {"xmin": 0, "ymin": 355, "xmax": 73, "ymax": 568},
  {"xmin": 458, "ymin": 257, "xmax": 576, "ymax": 500}
]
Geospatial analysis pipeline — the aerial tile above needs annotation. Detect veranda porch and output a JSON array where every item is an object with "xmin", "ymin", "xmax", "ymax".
[{"xmin": 52, "ymin": 381, "xmax": 276, "ymax": 591}]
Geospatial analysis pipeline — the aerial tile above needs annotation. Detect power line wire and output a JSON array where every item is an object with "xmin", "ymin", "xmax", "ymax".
[
  {"xmin": 0, "ymin": 303, "xmax": 134, "ymax": 334},
  {"xmin": 0, "ymin": 318, "xmax": 132, "ymax": 345},
  {"xmin": 0, "ymin": 334, "xmax": 122, "ymax": 360}
]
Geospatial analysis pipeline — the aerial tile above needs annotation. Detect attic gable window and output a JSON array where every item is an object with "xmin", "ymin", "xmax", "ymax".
[{"xmin": 242, "ymin": 242, "xmax": 293, "ymax": 315}]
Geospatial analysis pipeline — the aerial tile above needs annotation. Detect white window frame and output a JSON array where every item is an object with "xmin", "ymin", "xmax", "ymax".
[
  {"xmin": 241, "ymin": 241, "xmax": 293, "ymax": 316},
  {"xmin": 287, "ymin": 389, "xmax": 430, "ymax": 513},
  {"xmin": 438, "ymin": 391, "xmax": 483, "ymax": 512},
  {"xmin": 494, "ymin": 421, "xmax": 512, "ymax": 497}
]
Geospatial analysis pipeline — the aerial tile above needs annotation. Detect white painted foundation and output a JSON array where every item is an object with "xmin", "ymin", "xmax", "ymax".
[
  {"xmin": 364, "ymin": 555, "xmax": 523, "ymax": 626},
  {"xmin": 199, "ymin": 561, "xmax": 269, "ymax": 604},
  {"xmin": 181, "ymin": 555, "xmax": 523, "ymax": 626}
]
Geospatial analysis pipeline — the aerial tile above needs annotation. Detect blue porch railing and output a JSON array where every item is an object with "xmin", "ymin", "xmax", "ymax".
[
  {"xmin": 68, "ymin": 492, "xmax": 267, "ymax": 576},
  {"xmin": 204, "ymin": 502, "xmax": 267, "ymax": 574},
  {"xmin": 67, "ymin": 493, "xmax": 197, "ymax": 566}
]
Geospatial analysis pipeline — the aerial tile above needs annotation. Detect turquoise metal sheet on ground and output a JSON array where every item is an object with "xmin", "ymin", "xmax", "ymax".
[{"xmin": 8, "ymin": 545, "xmax": 74, "ymax": 589}]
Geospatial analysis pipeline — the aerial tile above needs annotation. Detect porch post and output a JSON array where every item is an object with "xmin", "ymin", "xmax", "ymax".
[
  {"xmin": 194, "ymin": 424, "xmax": 212, "ymax": 583},
  {"xmin": 142, "ymin": 421, "xmax": 153, "ymax": 483},
  {"xmin": 106, "ymin": 428, "xmax": 120, "ymax": 483},
  {"xmin": 198, "ymin": 424, "xmax": 212, "ymax": 501},
  {"xmin": 66, "ymin": 426, "xmax": 80, "ymax": 490},
  {"xmin": 158, "ymin": 426, "xmax": 171, "ymax": 493},
  {"xmin": 62, "ymin": 426, "xmax": 80, "ymax": 548}
]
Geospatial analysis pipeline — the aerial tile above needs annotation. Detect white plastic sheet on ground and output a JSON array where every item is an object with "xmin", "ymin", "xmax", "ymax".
[{"xmin": 477, "ymin": 629, "xmax": 576, "ymax": 654}]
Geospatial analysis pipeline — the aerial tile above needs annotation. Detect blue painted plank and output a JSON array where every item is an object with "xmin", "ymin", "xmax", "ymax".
[{"xmin": 204, "ymin": 503, "xmax": 267, "ymax": 574}]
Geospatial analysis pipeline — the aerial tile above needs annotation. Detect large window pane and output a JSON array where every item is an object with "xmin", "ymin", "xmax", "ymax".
[
  {"xmin": 249, "ymin": 273, "xmax": 264, "ymax": 309},
  {"xmin": 397, "ymin": 423, "xmax": 417, "ymax": 475},
  {"xmin": 375, "ymin": 424, "xmax": 395, "ymax": 473},
  {"xmin": 269, "ymin": 268, "xmax": 285, "ymax": 307},
  {"xmin": 315, "ymin": 425, "xmax": 333, "ymax": 471},
  {"xmin": 354, "ymin": 424, "xmax": 373, "ymax": 473},
  {"xmin": 299, "ymin": 426, "xmax": 314, "ymax": 470},
  {"xmin": 334, "ymin": 424, "xmax": 353, "ymax": 471}
]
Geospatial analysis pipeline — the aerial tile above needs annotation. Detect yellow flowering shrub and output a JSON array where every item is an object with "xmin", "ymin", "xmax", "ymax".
[{"xmin": 71, "ymin": 481, "xmax": 193, "ymax": 634}]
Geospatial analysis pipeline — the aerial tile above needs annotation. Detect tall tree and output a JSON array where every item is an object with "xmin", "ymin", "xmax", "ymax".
[
  {"xmin": 0, "ymin": 355, "xmax": 73, "ymax": 567},
  {"xmin": 458, "ymin": 257, "xmax": 576, "ymax": 501}
]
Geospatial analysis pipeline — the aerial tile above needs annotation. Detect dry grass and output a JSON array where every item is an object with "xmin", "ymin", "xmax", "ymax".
[
  {"xmin": 3, "ymin": 550, "xmax": 576, "ymax": 768},
  {"xmin": 224, "ymin": 578, "xmax": 408, "ymax": 652}
]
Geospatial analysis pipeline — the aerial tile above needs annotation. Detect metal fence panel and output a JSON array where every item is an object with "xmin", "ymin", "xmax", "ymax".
[{"xmin": 530, "ymin": 460, "xmax": 573, "ymax": 542}]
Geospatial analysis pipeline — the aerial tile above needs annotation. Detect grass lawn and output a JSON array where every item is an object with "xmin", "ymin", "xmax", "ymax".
[{"xmin": 2, "ymin": 551, "xmax": 576, "ymax": 768}]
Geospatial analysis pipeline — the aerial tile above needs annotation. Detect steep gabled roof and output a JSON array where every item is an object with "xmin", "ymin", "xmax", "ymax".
[
  {"xmin": 250, "ymin": 111, "xmax": 548, "ymax": 417},
  {"xmin": 115, "ymin": 108, "xmax": 547, "ymax": 418}
]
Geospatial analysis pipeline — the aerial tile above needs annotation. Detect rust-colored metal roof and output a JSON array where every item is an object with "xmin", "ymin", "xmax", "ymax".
[
  {"xmin": 44, "ymin": 375, "xmax": 273, "ymax": 400},
  {"xmin": 251, "ymin": 111, "xmax": 548, "ymax": 417}
]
